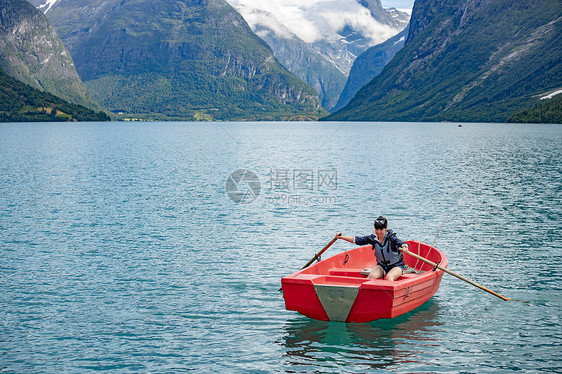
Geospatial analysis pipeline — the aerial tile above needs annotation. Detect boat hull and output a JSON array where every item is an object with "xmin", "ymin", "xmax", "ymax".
[{"xmin": 281, "ymin": 241, "xmax": 447, "ymax": 323}]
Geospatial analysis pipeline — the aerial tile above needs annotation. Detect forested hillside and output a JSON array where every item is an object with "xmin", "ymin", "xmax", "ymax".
[
  {"xmin": 0, "ymin": 69, "xmax": 109, "ymax": 122},
  {"xmin": 508, "ymin": 94, "xmax": 562, "ymax": 124},
  {"xmin": 0, "ymin": 0, "xmax": 100, "ymax": 110}
]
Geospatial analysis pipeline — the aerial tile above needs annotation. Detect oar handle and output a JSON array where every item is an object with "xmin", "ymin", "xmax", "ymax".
[
  {"xmin": 400, "ymin": 248, "xmax": 511, "ymax": 301},
  {"xmin": 301, "ymin": 232, "xmax": 342, "ymax": 269}
]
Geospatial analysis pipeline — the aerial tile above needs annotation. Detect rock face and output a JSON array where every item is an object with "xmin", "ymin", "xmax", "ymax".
[
  {"xmin": 32, "ymin": 0, "xmax": 325, "ymax": 121},
  {"xmin": 226, "ymin": 0, "xmax": 409, "ymax": 112},
  {"xmin": 327, "ymin": 0, "xmax": 562, "ymax": 122},
  {"xmin": 0, "ymin": 0, "xmax": 99, "ymax": 110},
  {"xmin": 246, "ymin": 15, "xmax": 348, "ymax": 112},
  {"xmin": 332, "ymin": 26, "xmax": 408, "ymax": 113},
  {"xmin": 358, "ymin": 0, "xmax": 410, "ymax": 27}
]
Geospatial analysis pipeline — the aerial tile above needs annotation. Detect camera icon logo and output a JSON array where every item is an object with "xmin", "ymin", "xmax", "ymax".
[{"xmin": 225, "ymin": 169, "xmax": 261, "ymax": 204}]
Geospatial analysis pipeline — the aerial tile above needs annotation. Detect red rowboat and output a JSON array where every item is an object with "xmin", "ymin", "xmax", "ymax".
[{"xmin": 281, "ymin": 240, "xmax": 447, "ymax": 323}]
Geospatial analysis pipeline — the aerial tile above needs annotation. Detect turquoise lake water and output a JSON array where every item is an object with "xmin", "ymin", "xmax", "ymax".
[{"xmin": 1, "ymin": 121, "xmax": 561, "ymax": 372}]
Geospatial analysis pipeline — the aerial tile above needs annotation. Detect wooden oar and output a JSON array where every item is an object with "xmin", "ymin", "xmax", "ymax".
[
  {"xmin": 400, "ymin": 248, "xmax": 513, "ymax": 301},
  {"xmin": 300, "ymin": 232, "xmax": 342, "ymax": 269},
  {"xmin": 279, "ymin": 233, "xmax": 341, "ymax": 291}
]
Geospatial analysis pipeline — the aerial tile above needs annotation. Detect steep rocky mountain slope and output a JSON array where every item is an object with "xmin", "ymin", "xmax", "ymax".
[
  {"xmin": 31, "ymin": 0, "xmax": 325, "ymax": 121},
  {"xmin": 327, "ymin": 0, "xmax": 562, "ymax": 122},
  {"xmin": 245, "ymin": 15, "xmax": 347, "ymax": 111},
  {"xmin": 0, "ymin": 0, "xmax": 99, "ymax": 110},
  {"xmin": 332, "ymin": 26, "xmax": 408, "ymax": 113},
  {"xmin": 226, "ymin": 0, "xmax": 409, "ymax": 111}
]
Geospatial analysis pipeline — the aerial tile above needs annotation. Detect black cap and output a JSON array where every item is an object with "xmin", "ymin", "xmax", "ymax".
[{"xmin": 374, "ymin": 216, "xmax": 387, "ymax": 230}]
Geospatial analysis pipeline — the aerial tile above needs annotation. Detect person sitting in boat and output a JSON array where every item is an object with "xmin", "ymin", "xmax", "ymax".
[{"xmin": 337, "ymin": 216, "xmax": 409, "ymax": 281}]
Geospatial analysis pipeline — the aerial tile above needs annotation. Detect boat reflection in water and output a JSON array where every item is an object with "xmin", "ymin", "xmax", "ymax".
[{"xmin": 278, "ymin": 299, "xmax": 443, "ymax": 371}]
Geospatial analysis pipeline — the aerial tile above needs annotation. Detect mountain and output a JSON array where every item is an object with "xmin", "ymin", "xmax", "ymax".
[
  {"xmin": 326, "ymin": 0, "xmax": 562, "ymax": 123},
  {"xmin": 251, "ymin": 23, "xmax": 347, "ymax": 111},
  {"xmin": 226, "ymin": 0, "xmax": 409, "ymax": 111},
  {"xmin": 508, "ymin": 92, "xmax": 562, "ymax": 124},
  {"xmin": 232, "ymin": 8, "xmax": 347, "ymax": 111},
  {"xmin": 0, "ymin": 0, "xmax": 100, "ymax": 110},
  {"xmin": 358, "ymin": 0, "xmax": 410, "ymax": 27},
  {"xmin": 0, "ymin": 67, "xmax": 109, "ymax": 122},
  {"xmin": 31, "ymin": 0, "xmax": 325, "ymax": 121},
  {"xmin": 332, "ymin": 26, "xmax": 408, "ymax": 113}
]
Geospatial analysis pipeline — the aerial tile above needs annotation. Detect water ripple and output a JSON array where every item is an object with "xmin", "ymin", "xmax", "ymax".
[{"xmin": 0, "ymin": 122, "xmax": 560, "ymax": 372}]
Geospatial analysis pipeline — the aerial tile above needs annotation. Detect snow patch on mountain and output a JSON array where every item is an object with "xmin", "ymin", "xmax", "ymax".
[
  {"xmin": 394, "ymin": 35, "xmax": 406, "ymax": 45},
  {"xmin": 36, "ymin": 0, "xmax": 59, "ymax": 13},
  {"xmin": 540, "ymin": 89, "xmax": 562, "ymax": 100},
  {"xmin": 395, "ymin": 8, "xmax": 412, "ymax": 15}
]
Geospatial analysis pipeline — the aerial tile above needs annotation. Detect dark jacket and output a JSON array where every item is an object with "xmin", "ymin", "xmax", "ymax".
[{"xmin": 354, "ymin": 229, "xmax": 405, "ymax": 268}]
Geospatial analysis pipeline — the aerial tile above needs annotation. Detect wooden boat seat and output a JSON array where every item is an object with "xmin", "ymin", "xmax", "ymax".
[
  {"xmin": 328, "ymin": 268, "xmax": 366, "ymax": 277},
  {"xmin": 328, "ymin": 268, "xmax": 420, "ymax": 280}
]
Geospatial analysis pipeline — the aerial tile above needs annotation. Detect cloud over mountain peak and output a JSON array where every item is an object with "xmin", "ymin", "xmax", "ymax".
[{"xmin": 227, "ymin": 0, "xmax": 402, "ymax": 45}]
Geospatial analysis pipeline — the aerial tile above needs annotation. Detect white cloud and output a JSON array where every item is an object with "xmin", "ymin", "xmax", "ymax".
[
  {"xmin": 231, "ymin": 1, "xmax": 318, "ymax": 42},
  {"xmin": 227, "ymin": 0, "xmax": 400, "ymax": 45}
]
